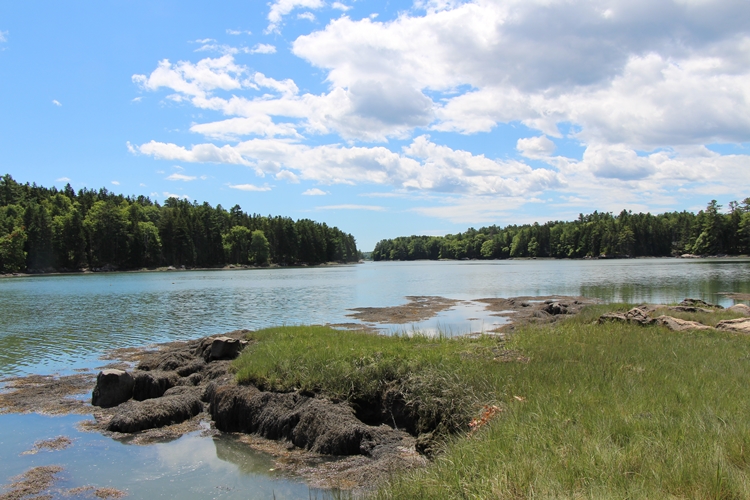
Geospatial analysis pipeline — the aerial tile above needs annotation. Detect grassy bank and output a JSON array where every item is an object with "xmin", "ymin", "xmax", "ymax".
[{"xmin": 233, "ymin": 306, "xmax": 750, "ymax": 498}]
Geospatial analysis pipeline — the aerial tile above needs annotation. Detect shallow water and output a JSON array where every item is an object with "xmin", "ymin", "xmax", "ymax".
[{"xmin": 1, "ymin": 258, "xmax": 749, "ymax": 498}]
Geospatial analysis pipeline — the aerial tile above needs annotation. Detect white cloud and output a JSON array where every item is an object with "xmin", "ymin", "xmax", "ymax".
[
  {"xmin": 0, "ymin": 31, "xmax": 7, "ymax": 43},
  {"xmin": 267, "ymin": 0, "xmax": 325, "ymax": 33},
  {"xmin": 166, "ymin": 172, "xmax": 198, "ymax": 181},
  {"xmin": 331, "ymin": 2, "xmax": 351, "ymax": 11},
  {"xmin": 298, "ymin": 12, "xmax": 316, "ymax": 21},
  {"xmin": 228, "ymin": 183, "xmax": 272, "ymax": 192},
  {"xmin": 317, "ymin": 204, "xmax": 385, "ymax": 211},
  {"xmin": 56, "ymin": 177, "xmax": 71, "ymax": 182},
  {"xmin": 276, "ymin": 170, "xmax": 300, "ymax": 183},
  {"xmin": 52, "ymin": 100, "xmax": 62, "ymax": 106},
  {"xmin": 517, "ymin": 136, "xmax": 556, "ymax": 159},
  {"xmin": 302, "ymin": 188, "xmax": 328, "ymax": 195},
  {"xmin": 140, "ymin": 183, "xmax": 147, "ymax": 187},
  {"xmin": 163, "ymin": 191, "xmax": 190, "ymax": 199},
  {"xmin": 111, "ymin": 181, "xmax": 120, "ymax": 185},
  {"xmin": 226, "ymin": 29, "xmax": 251, "ymax": 35},
  {"xmin": 250, "ymin": 43, "xmax": 276, "ymax": 54},
  {"xmin": 132, "ymin": 96, "xmax": 143, "ymax": 102}
]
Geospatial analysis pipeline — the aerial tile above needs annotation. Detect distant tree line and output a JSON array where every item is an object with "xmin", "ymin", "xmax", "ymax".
[
  {"xmin": 0, "ymin": 174, "xmax": 359, "ymax": 273},
  {"xmin": 373, "ymin": 199, "xmax": 750, "ymax": 261}
]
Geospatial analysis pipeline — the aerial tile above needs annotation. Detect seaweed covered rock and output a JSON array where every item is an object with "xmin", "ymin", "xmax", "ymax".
[
  {"xmin": 208, "ymin": 384, "xmax": 406, "ymax": 456},
  {"xmin": 679, "ymin": 298, "xmax": 723, "ymax": 309},
  {"xmin": 91, "ymin": 369, "xmax": 134, "ymax": 408},
  {"xmin": 106, "ymin": 386, "xmax": 203, "ymax": 433},
  {"xmin": 132, "ymin": 371, "xmax": 179, "ymax": 401}
]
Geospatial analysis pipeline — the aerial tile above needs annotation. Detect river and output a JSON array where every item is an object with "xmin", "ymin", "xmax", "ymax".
[{"xmin": 1, "ymin": 258, "xmax": 749, "ymax": 498}]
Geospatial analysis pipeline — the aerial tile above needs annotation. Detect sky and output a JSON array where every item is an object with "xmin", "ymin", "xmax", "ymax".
[{"xmin": 1, "ymin": 0, "xmax": 749, "ymax": 251}]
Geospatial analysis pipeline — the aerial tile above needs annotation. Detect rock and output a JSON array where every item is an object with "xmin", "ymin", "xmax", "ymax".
[
  {"xmin": 727, "ymin": 304, "xmax": 750, "ymax": 316},
  {"xmin": 625, "ymin": 307, "xmax": 655, "ymax": 325},
  {"xmin": 106, "ymin": 386, "xmax": 204, "ymax": 433},
  {"xmin": 91, "ymin": 369, "xmax": 134, "ymax": 408},
  {"xmin": 132, "ymin": 371, "xmax": 179, "ymax": 401},
  {"xmin": 543, "ymin": 302, "xmax": 568, "ymax": 315},
  {"xmin": 598, "ymin": 312, "xmax": 627, "ymax": 324},
  {"xmin": 668, "ymin": 306, "xmax": 716, "ymax": 314},
  {"xmin": 716, "ymin": 318, "xmax": 750, "ymax": 334},
  {"xmin": 208, "ymin": 384, "xmax": 405, "ymax": 456},
  {"xmin": 679, "ymin": 298, "xmax": 723, "ymax": 309},
  {"xmin": 199, "ymin": 336, "xmax": 247, "ymax": 362},
  {"xmin": 654, "ymin": 315, "xmax": 714, "ymax": 332},
  {"xmin": 137, "ymin": 349, "xmax": 195, "ymax": 372}
]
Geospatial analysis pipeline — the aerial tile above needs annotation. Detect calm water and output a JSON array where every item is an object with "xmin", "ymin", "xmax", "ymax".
[{"xmin": 1, "ymin": 258, "xmax": 749, "ymax": 498}]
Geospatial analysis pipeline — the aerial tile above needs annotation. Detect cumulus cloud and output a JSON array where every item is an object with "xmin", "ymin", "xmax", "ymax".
[
  {"xmin": 56, "ymin": 177, "xmax": 70, "ymax": 182},
  {"xmin": 0, "ymin": 31, "xmax": 7, "ymax": 43},
  {"xmin": 164, "ymin": 191, "xmax": 190, "ymax": 199},
  {"xmin": 226, "ymin": 29, "xmax": 252, "ymax": 35},
  {"xmin": 331, "ymin": 2, "xmax": 351, "ymax": 11},
  {"xmin": 52, "ymin": 100, "xmax": 62, "ymax": 106},
  {"xmin": 131, "ymin": 0, "xmax": 750, "ymax": 221},
  {"xmin": 267, "ymin": 0, "xmax": 325, "ymax": 33},
  {"xmin": 111, "ymin": 181, "xmax": 120, "ymax": 185},
  {"xmin": 166, "ymin": 172, "xmax": 197, "ymax": 181},
  {"xmin": 517, "ymin": 136, "xmax": 556, "ymax": 159},
  {"xmin": 250, "ymin": 43, "xmax": 276, "ymax": 54},
  {"xmin": 302, "ymin": 188, "xmax": 328, "ymax": 195}
]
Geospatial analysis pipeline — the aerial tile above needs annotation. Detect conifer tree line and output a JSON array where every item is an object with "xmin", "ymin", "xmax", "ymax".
[
  {"xmin": 0, "ymin": 175, "xmax": 359, "ymax": 273},
  {"xmin": 373, "ymin": 199, "xmax": 750, "ymax": 261}
]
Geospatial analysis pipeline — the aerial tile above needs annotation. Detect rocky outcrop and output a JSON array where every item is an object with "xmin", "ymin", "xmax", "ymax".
[
  {"xmin": 198, "ymin": 336, "xmax": 248, "ymax": 362},
  {"xmin": 727, "ymin": 304, "xmax": 750, "ymax": 316},
  {"xmin": 716, "ymin": 318, "xmax": 750, "ymax": 334},
  {"xmin": 597, "ymin": 306, "xmax": 655, "ymax": 326},
  {"xmin": 91, "ymin": 370, "xmax": 135, "ymax": 408},
  {"xmin": 678, "ymin": 298, "xmax": 723, "ymax": 309},
  {"xmin": 132, "ymin": 371, "xmax": 179, "ymax": 401},
  {"xmin": 107, "ymin": 386, "xmax": 203, "ymax": 433},
  {"xmin": 654, "ymin": 315, "xmax": 714, "ymax": 332},
  {"xmin": 207, "ymin": 383, "xmax": 407, "ymax": 456}
]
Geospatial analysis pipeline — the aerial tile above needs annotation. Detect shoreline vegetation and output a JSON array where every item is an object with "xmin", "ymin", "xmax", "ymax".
[
  {"xmin": 0, "ymin": 174, "xmax": 360, "ymax": 275},
  {"xmin": 2, "ymin": 297, "xmax": 750, "ymax": 498},
  {"xmin": 373, "ymin": 198, "xmax": 750, "ymax": 261}
]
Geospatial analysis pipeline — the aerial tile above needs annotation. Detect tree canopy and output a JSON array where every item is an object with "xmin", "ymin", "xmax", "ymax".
[
  {"xmin": 373, "ymin": 199, "xmax": 750, "ymax": 261},
  {"xmin": 0, "ymin": 174, "xmax": 359, "ymax": 273}
]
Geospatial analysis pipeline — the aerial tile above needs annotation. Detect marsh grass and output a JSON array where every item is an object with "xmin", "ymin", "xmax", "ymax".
[
  {"xmin": 233, "ymin": 326, "xmax": 506, "ymax": 435},
  {"xmin": 380, "ymin": 306, "xmax": 750, "ymax": 499},
  {"xmin": 233, "ymin": 307, "xmax": 750, "ymax": 498}
]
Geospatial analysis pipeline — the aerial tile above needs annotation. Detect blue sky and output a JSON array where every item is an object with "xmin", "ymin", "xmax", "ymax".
[{"xmin": 1, "ymin": 0, "xmax": 749, "ymax": 251}]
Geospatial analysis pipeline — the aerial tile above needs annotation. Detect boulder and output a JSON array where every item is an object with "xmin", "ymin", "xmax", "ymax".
[
  {"xmin": 716, "ymin": 318, "xmax": 750, "ymax": 335},
  {"xmin": 199, "ymin": 336, "xmax": 247, "ymax": 362},
  {"xmin": 542, "ymin": 302, "xmax": 568, "ymax": 315},
  {"xmin": 106, "ymin": 386, "xmax": 204, "ymax": 433},
  {"xmin": 727, "ymin": 304, "xmax": 750, "ymax": 316},
  {"xmin": 91, "ymin": 369, "xmax": 134, "ymax": 408},
  {"xmin": 679, "ymin": 298, "xmax": 723, "ymax": 309},
  {"xmin": 132, "ymin": 371, "xmax": 179, "ymax": 401},
  {"xmin": 625, "ymin": 307, "xmax": 655, "ymax": 325},
  {"xmin": 654, "ymin": 315, "xmax": 714, "ymax": 332},
  {"xmin": 668, "ymin": 306, "xmax": 715, "ymax": 314}
]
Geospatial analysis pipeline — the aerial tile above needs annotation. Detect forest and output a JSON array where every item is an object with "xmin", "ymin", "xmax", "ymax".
[
  {"xmin": 0, "ymin": 174, "xmax": 359, "ymax": 273},
  {"xmin": 373, "ymin": 199, "xmax": 750, "ymax": 261}
]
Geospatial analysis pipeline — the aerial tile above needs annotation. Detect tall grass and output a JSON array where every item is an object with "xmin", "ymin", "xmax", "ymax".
[
  {"xmin": 379, "ymin": 305, "xmax": 750, "ymax": 499},
  {"xmin": 232, "ymin": 307, "xmax": 750, "ymax": 498}
]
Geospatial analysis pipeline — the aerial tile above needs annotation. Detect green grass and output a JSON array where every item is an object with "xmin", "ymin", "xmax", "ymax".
[{"xmin": 233, "ymin": 307, "xmax": 750, "ymax": 498}]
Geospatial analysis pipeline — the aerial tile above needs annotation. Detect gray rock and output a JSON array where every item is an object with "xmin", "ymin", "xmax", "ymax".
[
  {"xmin": 543, "ymin": 302, "xmax": 568, "ymax": 315},
  {"xmin": 597, "ymin": 312, "xmax": 627, "ymax": 324},
  {"xmin": 654, "ymin": 315, "xmax": 713, "ymax": 332},
  {"xmin": 679, "ymin": 298, "xmax": 723, "ymax": 309},
  {"xmin": 200, "ymin": 336, "xmax": 247, "ymax": 362},
  {"xmin": 91, "ymin": 369, "xmax": 134, "ymax": 408},
  {"xmin": 716, "ymin": 318, "xmax": 750, "ymax": 334},
  {"xmin": 625, "ymin": 307, "xmax": 655, "ymax": 325}
]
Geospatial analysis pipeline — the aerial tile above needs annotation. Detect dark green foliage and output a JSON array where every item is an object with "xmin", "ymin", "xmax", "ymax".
[
  {"xmin": 374, "ymin": 199, "xmax": 750, "ymax": 261},
  {"xmin": 0, "ymin": 175, "xmax": 358, "ymax": 273}
]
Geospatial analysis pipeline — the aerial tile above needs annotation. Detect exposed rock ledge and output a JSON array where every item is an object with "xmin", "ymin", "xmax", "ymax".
[{"xmin": 83, "ymin": 331, "xmax": 425, "ymax": 492}]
